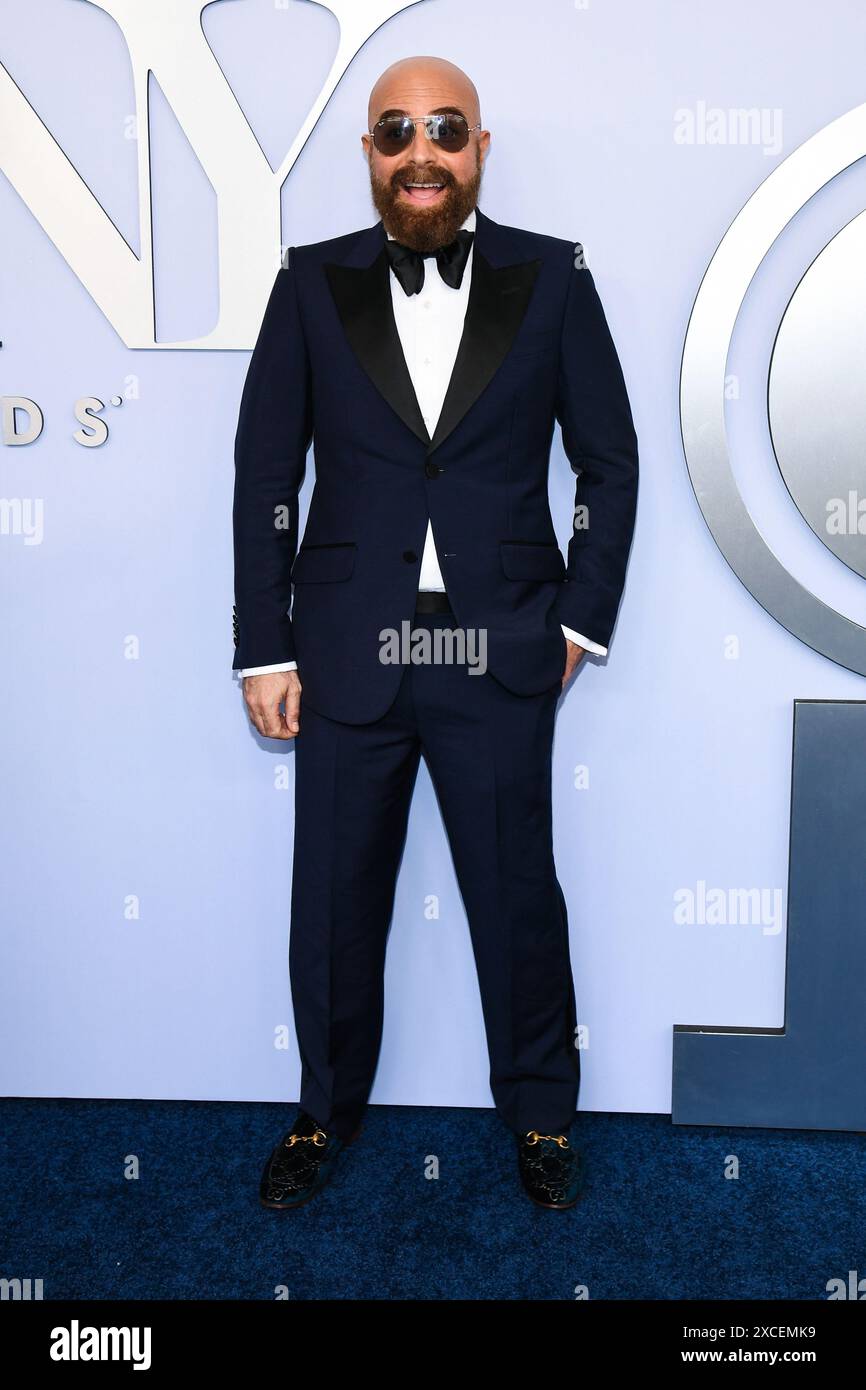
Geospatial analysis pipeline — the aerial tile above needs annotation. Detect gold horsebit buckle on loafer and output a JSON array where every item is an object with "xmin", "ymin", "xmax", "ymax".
[
  {"xmin": 284, "ymin": 1129, "xmax": 328, "ymax": 1147},
  {"xmin": 525, "ymin": 1130, "xmax": 570, "ymax": 1148}
]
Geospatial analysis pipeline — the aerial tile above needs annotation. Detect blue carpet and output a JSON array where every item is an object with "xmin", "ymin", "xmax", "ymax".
[{"xmin": 1, "ymin": 1099, "xmax": 863, "ymax": 1300}]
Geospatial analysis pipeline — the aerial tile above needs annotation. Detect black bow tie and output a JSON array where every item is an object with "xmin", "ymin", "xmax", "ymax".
[{"xmin": 385, "ymin": 229, "xmax": 475, "ymax": 296}]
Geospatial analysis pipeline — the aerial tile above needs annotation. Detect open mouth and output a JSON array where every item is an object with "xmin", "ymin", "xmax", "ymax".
[{"xmin": 399, "ymin": 181, "xmax": 447, "ymax": 204}]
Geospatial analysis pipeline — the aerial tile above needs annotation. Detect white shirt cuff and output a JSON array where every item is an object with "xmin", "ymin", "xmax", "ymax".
[
  {"xmin": 237, "ymin": 662, "xmax": 298, "ymax": 676},
  {"xmin": 561, "ymin": 625, "xmax": 608, "ymax": 657}
]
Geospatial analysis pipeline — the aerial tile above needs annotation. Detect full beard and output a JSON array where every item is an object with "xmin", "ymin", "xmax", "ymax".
[{"xmin": 368, "ymin": 148, "xmax": 483, "ymax": 252}]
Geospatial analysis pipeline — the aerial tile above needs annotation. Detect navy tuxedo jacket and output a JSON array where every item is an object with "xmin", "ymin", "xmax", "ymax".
[{"xmin": 232, "ymin": 206, "xmax": 639, "ymax": 724}]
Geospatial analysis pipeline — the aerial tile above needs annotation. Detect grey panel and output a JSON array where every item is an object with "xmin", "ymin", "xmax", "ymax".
[{"xmin": 672, "ymin": 700, "xmax": 866, "ymax": 1131}]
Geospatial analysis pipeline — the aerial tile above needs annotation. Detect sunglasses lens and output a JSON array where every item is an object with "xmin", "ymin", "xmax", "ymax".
[
  {"xmin": 372, "ymin": 117, "xmax": 414, "ymax": 154},
  {"xmin": 430, "ymin": 115, "xmax": 469, "ymax": 152}
]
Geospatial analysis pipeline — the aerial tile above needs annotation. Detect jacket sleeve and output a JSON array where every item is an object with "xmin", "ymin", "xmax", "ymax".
[
  {"xmin": 552, "ymin": 252, "xmax": 639, "ymax": 650},
  {"xmin": 231, "ymin": 251, "xmax": 313, "ymax": 671}
]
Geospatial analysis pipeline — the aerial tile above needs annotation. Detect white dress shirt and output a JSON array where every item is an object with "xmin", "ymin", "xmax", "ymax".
[{"xmin": 238, "ymin": 207, "xmax": 606, "ymax": 677}]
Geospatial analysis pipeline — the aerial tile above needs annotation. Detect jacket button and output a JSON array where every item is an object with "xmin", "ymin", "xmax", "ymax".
[
  {"xmin": 402, "ymin": 550, "xmax": 417, "ymax": 563},
  {"xmin": 424, "ymin": 461, "xmax": 442, "ymax": 479}
]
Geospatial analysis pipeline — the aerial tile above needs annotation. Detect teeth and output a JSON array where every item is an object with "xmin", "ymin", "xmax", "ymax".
[{"xmin": 405, "ymin": 183, "xmax": 443, "ymax": 188}]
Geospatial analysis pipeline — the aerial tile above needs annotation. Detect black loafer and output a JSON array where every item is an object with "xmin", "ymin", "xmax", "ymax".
[
  {"xmin": 517, "ymin": 1128, "xmax": 583, "ymax": 1209},
  {"xmin": 259, "ymin": 1109, "xmax": 361, "ymax": 1210}
]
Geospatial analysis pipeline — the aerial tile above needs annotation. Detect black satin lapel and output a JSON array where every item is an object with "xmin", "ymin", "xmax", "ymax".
[
  {"xmin": 427, "ymin": 250, "xmax": 542, "ymax": 455},
  {"xmin": 324, "ymin": 250, "xmax": 430, "ymax": 446}
]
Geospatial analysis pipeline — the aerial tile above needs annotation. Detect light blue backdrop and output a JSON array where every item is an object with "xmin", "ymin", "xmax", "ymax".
[{"xmin": 3, "ymin": 0, "xmax": 865, "ymax": 1115}]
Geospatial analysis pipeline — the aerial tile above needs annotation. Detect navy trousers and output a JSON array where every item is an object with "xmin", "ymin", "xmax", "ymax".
[{"xmin": 289, "ymin": 610, "xmax": 580, "ymax": 1140}]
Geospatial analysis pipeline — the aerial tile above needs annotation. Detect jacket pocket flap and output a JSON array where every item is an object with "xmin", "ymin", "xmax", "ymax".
[
  {"xmin": 500, "ymin": 541, "xmax": 566, "ymax": 581},
  {"xmin": 291, "ymin": 542, "xmax": 357, "ymax": 583}
]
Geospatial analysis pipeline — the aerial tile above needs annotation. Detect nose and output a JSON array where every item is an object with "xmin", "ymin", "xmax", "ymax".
[
  {"xmin": 405, "ymin": 118, "xmax": 439, "ymax": 162},
  {"xmin": 407, "ymin": 119, "xmax": 434, "ymax": 160}
]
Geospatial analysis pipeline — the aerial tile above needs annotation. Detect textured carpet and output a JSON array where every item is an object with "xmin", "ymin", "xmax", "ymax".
[{"xmin": 1, "ymin": 1099, "xmax": 862, "ymax": 1300}]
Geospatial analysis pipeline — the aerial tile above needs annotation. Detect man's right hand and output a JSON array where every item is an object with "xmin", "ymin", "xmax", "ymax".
[{"xmin": 242, "ymin": 670, "xmax": 302, "ymax": 740}]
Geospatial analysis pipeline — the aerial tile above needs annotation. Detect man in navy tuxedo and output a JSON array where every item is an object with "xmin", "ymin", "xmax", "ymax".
[{"xmin": 233, "ymin": 55, "xmax": 638, "ymax": 1210}]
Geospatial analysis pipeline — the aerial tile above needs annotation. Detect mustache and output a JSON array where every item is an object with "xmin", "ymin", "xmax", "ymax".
[{"xmin": 390, "ymin": 165, "xmax": 455, "ymax": 189}]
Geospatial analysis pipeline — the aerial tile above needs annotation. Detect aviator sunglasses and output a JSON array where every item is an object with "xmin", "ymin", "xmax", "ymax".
[{"xmin": 369, "ymin": 112, "xmax": 482, "ymax": 155}]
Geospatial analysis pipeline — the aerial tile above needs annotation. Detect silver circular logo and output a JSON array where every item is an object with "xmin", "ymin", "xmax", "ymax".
[{"xmin": 680, "ymin": 102, "xmax": 866, "ymax": 674}]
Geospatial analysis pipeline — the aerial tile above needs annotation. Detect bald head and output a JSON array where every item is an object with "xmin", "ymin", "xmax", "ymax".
[{"xmin": 367, "ymin": 55, "xmax": 481, "ymax": 130}]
